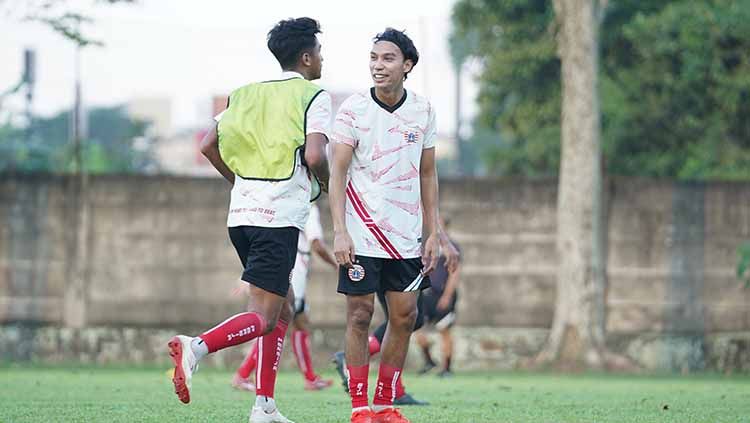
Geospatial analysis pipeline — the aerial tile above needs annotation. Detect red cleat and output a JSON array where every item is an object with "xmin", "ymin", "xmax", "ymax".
[
  {"xmin": 351, "ymin": 409, "xmax": 376, "ymax": 423},
  {"xmin": 167, "ymin": 335, "xmax": 198, "ymax": 404},
  {"xmin": 373, "ymin": 407, "xmax": 410, "ymax": 423}
]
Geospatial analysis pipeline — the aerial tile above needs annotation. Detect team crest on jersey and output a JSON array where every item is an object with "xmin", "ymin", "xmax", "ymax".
[
  {"xmin": 403, "ymin": 131, "xmax": 420, "ymax": 143},
  {"xmin": 348, "ymin": 264, "xmax": 366, "ymax": 282}
]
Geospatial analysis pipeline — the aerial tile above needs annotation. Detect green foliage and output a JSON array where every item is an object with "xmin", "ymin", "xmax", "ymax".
[
  {"xmin": 452, "ymin": 0, "xmax": 750, "ymax": 180},
  {"xmin": 0, "ymin": 106, "xmax": 155, "ymax": 174},
  {"xmin": 739, "ymin": 242, "xmax": 750, "ymax": 288},
  {"xmin": 453, "ymin": 0, "xmax": 561, "ymax": 177}
]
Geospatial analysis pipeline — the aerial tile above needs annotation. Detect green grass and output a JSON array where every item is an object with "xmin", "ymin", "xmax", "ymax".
[{"xmin": 1, "ymin": 366, "xmax": 749, "ymax": 422}]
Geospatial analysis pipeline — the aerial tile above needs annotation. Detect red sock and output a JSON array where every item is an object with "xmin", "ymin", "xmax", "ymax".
[
  {"xmin": 395, "ymin": 372, "xmax": 405, "ymax": 399},
  {"xmin": 199, "ymin": 312, "xmax": 267, "ymax": 353},
  {"xmin": 292, "ymin": 330, "xmax": 316, "ymax": 381},
  {"xmin": 237, "ymin": 340, "xmax": 259, "ymax": 379},
  {"xmin": 373, "ymin": 363, "xmax": 401, "ymax": 407},
  {"xmin": 368, "ymin": 335, "xmax": 381, "ymax": 356},
  {"xmin": 347, "ymin": 364, "xmax": 369, "ymax": 409},
  {"xmin": 255, "ymin": 319, "xmax": 289, "ymax": 398}
]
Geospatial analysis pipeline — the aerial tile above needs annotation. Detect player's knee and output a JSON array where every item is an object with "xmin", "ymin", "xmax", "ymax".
[
  {"xmin": 279, "ymin": 302, "xmax": 294, "ymax": 324},
  {"xmin": 391, "ymin": 306, "xmax": 418, "ymax": 331},
  {"xmin": 262, "ymin": 317, "xmax": 278, "ymax": 334},
  {"xmin": 348, "ymin": 304, "xmax": 374, "ymax": 331}
]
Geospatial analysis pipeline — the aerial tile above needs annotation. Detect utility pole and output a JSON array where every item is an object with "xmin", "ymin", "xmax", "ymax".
[
  {"xmin": 72, "ymin": 42, "xmax": 85, "ymax": 173},
  {"xmin": 64, "ymin": 39, "xmax": 89, "ymax": 329},
  {"xmin": 23, "ymin": 48, "xmax": 36, "ymax": 137},
  {"xmin": 454, "ymin": 60, "xmax": 463, "ymax": 175}
]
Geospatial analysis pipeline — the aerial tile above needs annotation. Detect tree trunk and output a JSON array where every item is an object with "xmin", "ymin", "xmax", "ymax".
[{"xmin": 528, "ymin": 0, "xmax": 634, "ymax": 371}]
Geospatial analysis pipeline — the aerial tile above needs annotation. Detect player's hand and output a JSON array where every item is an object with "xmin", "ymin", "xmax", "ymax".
[
  {"xmin": 421, "ymin": 233, "xmax": 440, "ymax": 275},
  {"xmin": 437, "ymin": 294, "xmax": 451, "ymax": 312},
  {"xmin": 334, "ymin": 230, "xmax": 356, "ymax": 268},
  {"xmin": 442, "ymin": 238, "xmax": 461, "ymax": 273}
]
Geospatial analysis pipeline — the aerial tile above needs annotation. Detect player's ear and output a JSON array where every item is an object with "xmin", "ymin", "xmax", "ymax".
[
  {"xmin": 403, "ymin": 59, "xmax": 414, "ymax": 74},
  {"xmin": 301, "ymin": 51, "xmax": 312, "ymax": 67}
]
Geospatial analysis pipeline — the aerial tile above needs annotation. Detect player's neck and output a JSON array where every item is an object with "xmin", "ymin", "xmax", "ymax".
[
  {"xmin": 373, "ymin": 85, "xmax": 405, "ymax": 107},
  {"xmin": 285, "ymin": 67, "xmax": 313, "ymax": 81}
]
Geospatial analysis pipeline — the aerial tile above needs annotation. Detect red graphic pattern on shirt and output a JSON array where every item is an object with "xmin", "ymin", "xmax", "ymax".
[
  {"xmin": 345, "ymin": 182, "xmax": 403, "ymax": 259},
  {"xmin": 384, "ymin": 162, "xmax": 419, "ymax": 185}
]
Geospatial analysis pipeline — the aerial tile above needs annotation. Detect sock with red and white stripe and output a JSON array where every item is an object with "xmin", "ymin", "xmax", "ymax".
[
  {"xmin": 197, "ymin": 312, "xmax": 267, "ymax": 355},
  {"xmin": 373, "ymin": 363, "xmax": 401, "ymax": 410},
  {"xmin": 347, "ymin": 364, "xmax": 370, "ymax": 410},
  {"xmin": 394, "ymin": 372, "xmax": 406, "ymax": 399},
  {"xmin": 237, "ymin": 340, "xmax": 259, "ymax": 379},
  {"xmin": 255, "ymin": 318, "xmax": 289, "ymax": 398},
  {"xmin": 292, "ymin": 330, "xmax": 316, "ymax": 381}
]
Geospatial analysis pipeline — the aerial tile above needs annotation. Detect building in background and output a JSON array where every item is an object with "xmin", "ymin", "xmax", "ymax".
[{"xmin": 127, "ymin": 97, "xmax": 171, "ymax": 139}]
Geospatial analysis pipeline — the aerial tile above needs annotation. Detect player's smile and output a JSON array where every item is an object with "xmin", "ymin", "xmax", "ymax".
[{"xmin": 372, "ymin": 73, "xmax": 389, "ymax": 83}]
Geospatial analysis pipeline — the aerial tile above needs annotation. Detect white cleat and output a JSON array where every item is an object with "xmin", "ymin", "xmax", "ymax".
[
  {"xmin": 167, "ymin": 335, "xmax": 199, "ymax": 404},
  {"xmin": 249, "ymin": 406, "xmax": 296, "ymax": 423}
]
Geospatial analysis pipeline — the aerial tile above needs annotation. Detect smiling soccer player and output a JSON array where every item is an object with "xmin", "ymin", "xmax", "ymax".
[{"xmin": 329, "ymin": 28, "xmax": 441, "ymax": 423}]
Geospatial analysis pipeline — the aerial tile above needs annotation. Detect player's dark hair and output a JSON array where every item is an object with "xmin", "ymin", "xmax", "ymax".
[
  {"xmin": 373, "ymin": 28, "xmax": 419, "ymax": 80},
  {"xmin": 267, "ymin": 17, "xmax": 321, "ymax": 70}
]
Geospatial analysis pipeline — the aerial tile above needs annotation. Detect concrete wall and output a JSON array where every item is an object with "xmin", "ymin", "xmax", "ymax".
[{"xmin": 1, "ymin": 174, "xmax": 749, "ymax": 371}]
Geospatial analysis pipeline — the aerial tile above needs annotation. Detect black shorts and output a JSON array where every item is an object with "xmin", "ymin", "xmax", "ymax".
[
  {"xmin": 422, "ymin": 289, "xmax": 458, "ymax": 329},
  {"xmin": 228, "ymin": 226, "xmax": 299, "ymax": 297},
  {"xmin": 337, "ymin": 256, "xmax": 431, "ymax": 295}
]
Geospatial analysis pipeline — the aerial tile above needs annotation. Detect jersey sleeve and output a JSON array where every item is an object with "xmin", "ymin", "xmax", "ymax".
[
  {"xmin": 423, "ymin": 103, "xmax": 437, "ymax": 149},
  {"xmin": 306, "ymin": 91, "xmax": 332, "ymax": 139},
  {"xmin": 304, "ymin": 205, "xmax": 324, "ymax": 242},
  {"xmin": 331, "ymin": 99, "xmax": 359, "ymax": 148},
  {"xmin": 213, "ymin": 110, "xmax": 225, "ymax": 123}
]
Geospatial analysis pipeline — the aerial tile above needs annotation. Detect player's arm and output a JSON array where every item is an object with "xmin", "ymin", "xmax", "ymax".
[
  {"xmin": 199, "ymin": 123, "xmax": 235, "ymax": 184},
  {"xmin": 304, "ymin": 92, "xmax": 332, "ymax": 192},
  {"xmin": 420, "ymin": 146, "xmax": 440, "ymax": 275},
  {"xmin": 311, "ymin": 238, "xmax": 338, "ymax": 269},
  {"xmin": 330, "ymin": 143, "xmax": 356, "ymax": 267},
  {"xmin": 304, "ymin": 133, "xmax": 329, "ymax": 192},
  {"xmin": 438, "ymin": 220, "xmax": 460, "ymax": 273},
  {"xmin": 438, "ymin": 260, "xmax": 461, "ymax": 311}
]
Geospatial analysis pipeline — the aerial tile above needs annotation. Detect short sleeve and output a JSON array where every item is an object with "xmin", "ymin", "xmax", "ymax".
[
  {"xmin": 304, "ymin": 205, "xmax": 324, "ymax": 242},
  {"xmin": 213, "ymin": 110, "xmax": 226, "ymax": 123},
  {"xmin": 331, "ymin": 100, "xmax": 359, "ymax": 148},
  {"xmin": 423, "ymin": 103, "xmax": 437, "ymax": 149},
  {"xmin": 306, "ymin": 91, "xmax": 332, "ymax": 139}
]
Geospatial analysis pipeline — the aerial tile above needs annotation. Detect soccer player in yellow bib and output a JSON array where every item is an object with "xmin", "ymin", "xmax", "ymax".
[{"xmin": 166, "ymin": 17, "xmax": 331, "ymax": 423}]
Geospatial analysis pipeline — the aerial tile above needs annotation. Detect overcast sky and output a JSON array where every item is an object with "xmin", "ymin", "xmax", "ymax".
[{"xmin": 1, "ymin": 0, "xmax": 478, "ymax": 133}]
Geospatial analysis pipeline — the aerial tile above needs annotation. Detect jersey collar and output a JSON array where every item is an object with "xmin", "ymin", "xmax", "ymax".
[
  {"xmin": 370, "ymin": 87, "xmax": 407, "ymax": 113},
  {"xmin": 280, "ymin": 70, "xmax": 305, "ymax": 80}
]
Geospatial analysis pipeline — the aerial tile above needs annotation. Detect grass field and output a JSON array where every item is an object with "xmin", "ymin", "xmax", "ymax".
[{"xmin": 1, "ymin": 366, "xmax": 749, "ymax": 422}]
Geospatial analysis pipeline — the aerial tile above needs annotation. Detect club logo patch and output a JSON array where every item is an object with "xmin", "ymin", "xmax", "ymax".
[
  {"xmin": 403, "ymin": 131, "xmax": 420, "ymax": 143},
  {"xmin": 348, "ymin": 264, "xmax": 366, "ymax": 282}
]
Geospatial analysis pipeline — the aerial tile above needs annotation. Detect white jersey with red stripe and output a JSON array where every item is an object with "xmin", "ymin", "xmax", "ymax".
[{"xmin": 332, "ymin": 88, "xmax": 437, "ymax": 259}]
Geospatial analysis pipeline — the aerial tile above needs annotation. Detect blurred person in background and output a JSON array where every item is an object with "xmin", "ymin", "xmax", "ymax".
[{"xmin": 415, "ymin": 216, "xmax": 461, "ymax": 378}]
